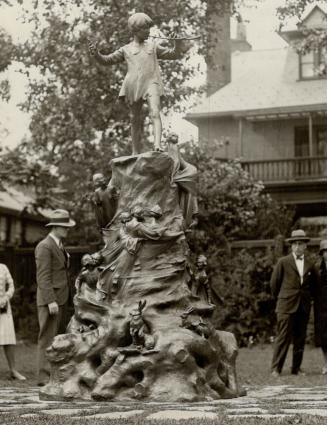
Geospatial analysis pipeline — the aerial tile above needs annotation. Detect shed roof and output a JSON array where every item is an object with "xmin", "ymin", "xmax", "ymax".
[
  {"xmin": 185, "ymin": 47, "xmax": 327, "ymax": 122},
  {"xmin": 0, "ymin": 186, "xmax": 48, "ymax": 221}
]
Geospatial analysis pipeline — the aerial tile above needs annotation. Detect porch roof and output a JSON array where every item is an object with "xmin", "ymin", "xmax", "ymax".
[{"xmin": 185, "ymin": 48, "xmax": 327, "ymax": 123}]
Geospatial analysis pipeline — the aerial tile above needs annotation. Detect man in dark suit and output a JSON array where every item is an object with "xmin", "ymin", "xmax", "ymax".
[
  {"xmin": 270, "ymin": 229, "xmax": 315, "ymax": 377},
  {"xmin": 35, "ymin": 209, "xmax": 75, "ymax": 385}
]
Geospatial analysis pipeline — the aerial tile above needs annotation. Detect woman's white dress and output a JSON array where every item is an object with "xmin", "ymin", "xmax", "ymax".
[{"xmin": 0, "ymin": 263, "xmax": 16, "ymax": 345}]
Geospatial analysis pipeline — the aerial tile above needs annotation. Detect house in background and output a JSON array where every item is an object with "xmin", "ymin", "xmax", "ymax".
[
  {"xmin": 186, "ymin": 5, "xmax": 327, "ymax": 219},
  {"xmin": 0, "ymin": 186, "xmax": 48, "ymax": 247}
]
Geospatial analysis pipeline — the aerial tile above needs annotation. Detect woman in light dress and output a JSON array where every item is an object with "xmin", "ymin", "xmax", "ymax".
[{"xmin": 0, "ymin": 263, "xmax": 26, "ymax": 380}]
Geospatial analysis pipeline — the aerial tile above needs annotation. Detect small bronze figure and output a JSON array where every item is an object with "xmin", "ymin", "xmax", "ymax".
[
  {"xmin": 129, "ymin": 300, "xmax": 155, "ymax": 350},
  {"xmin": 180, "ymin": 307, "xmax": 211, "ymax": 339},
  {"xmin": 75, "ymin": 252, "xmax": 104, "ymax": 294},
  {"xmin": 92, "ymin": 173, "xmax": 117, "ymax": 230},
  {"xmin": 193, "ymin": 255, "xmax": 212, "ymax": 304}
]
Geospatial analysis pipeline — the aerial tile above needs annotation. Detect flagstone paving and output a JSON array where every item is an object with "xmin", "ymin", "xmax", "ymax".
[{"xmin": 0, "ymin": 385, "xmax": 327, "ymax": 420}]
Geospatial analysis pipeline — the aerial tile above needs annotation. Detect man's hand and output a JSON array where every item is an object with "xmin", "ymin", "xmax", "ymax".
[
  {"xmin": 170, "ymin": 31, "xmax": 177, "ymax": 48},
  {"xmin": 48, "ymin": 301, "xmax": 59, "ymax": 315}
]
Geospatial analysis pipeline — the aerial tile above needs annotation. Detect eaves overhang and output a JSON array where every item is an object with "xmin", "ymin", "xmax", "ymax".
[
  {"xmin": 0, "ymin": 205, "xmax": 48, "ymax": 222},
  {"xmin": 185, "ymin": 103, "xmax": 327, "ymax": 124},
  {"xmin": 277, "ymin": 30, "xmax": 303, "ymax": 44}
]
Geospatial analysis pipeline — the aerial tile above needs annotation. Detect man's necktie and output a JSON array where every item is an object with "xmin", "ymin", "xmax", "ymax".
[
  {"xmin": 59, "ymin": 241, "xmax": 68, "ymax": 265},
  {"xmin": 296, "ymin": 255, "xmax": 304, "ymax": 261}
]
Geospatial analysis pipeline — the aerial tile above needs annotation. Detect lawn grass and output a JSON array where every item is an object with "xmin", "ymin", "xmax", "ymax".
[
  {"xmin": 237, "ymin": 343, "xmax": 327, "ymax": 387},
  {"xmin": 0, "ymin": 341, "xmax": 39, "ymax": 387}
]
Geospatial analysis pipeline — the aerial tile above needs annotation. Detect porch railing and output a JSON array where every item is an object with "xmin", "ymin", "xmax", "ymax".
[{"xmin": 241, "ymin": 156, "xmax": 327, "ymax": 183}]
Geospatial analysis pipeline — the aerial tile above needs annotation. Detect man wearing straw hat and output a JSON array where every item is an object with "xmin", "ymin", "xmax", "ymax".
[
  {"xmin": 35, "ymin": 209, "xmax": 75, "ymax": 386},
  {"xmin": 270, "ymin": 229, "xmax": 316, "ymax": 377}
]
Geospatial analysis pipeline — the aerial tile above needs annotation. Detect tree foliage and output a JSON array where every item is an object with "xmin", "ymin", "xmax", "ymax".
[
  {"xmin": 183, "ymin": 145, "xmax": 294, "ymax": 251},
  {"xmin": 0, "ymin": 27, "xmax": 12, "ymax": 72},
  {"xmin": 0, "ymin": 27, "xmax": 13, "ymax": 101},
  {"xmin": 211, "ymin": 248, "xmax": 276, "ymax": 346},
  {"xmin": 277, "ymin": 0, "xmax": 319, "ymax": 21}
]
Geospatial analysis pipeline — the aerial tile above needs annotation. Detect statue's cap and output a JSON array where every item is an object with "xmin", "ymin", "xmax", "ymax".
[{"xmin": 128, "ymin": 13, "xmax": 153, "ymax": 31}]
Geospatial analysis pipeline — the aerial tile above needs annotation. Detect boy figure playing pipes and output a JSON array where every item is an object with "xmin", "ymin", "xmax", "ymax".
[{"xmin": 89, "ymin": 12, "xmax": 190, "ymax": 154}]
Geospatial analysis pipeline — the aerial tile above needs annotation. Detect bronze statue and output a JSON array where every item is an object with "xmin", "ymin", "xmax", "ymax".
[
  {"xmin": 89, "ymin": 13, "xmax": 191, "ymax": 154},
  {"xmin": 40, "ymin": 18, "xmax": 244, "ymax": 401}
]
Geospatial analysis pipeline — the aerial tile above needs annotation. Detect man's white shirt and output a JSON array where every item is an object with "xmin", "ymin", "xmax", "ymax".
[{"xmin": 293, "ymin": 253, "xmax": 304, "ymax": 284}]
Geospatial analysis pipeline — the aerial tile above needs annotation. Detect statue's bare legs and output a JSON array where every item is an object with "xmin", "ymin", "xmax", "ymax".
[
  {"xmin": 130, "ymin": 100, "xmax": 144, "ymax": 155},
  {"xmin": 147, "ymin": 89, "xmax": 162, "ymax": 151}
]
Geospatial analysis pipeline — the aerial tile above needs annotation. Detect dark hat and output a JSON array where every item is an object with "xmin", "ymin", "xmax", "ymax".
[
  {"xmin": 286, "ymin": 229, "xmax": 310, "ymax": 243},
  {"xmin": 320, "ymin": 239, "xmax": 327, "ymax": 254},
  {"xmin": 45, "ymin": 209, "xmax": 76, "ymax": 227}
]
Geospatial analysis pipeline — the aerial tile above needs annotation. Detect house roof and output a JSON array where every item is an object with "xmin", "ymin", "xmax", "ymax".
[
  {"xmin": 185, "ymin": 47, "xmax": 327, "ymax": 122},
  {"xmin": 0, "ymin": 186, "xmax": 48, "ymax": 221},
  {"xmin": 279, "ymin": 5, "xmax": 327, "ymax": 43},
  {"xmin": 299, "ymin": 5, "xmax": 327, "ymax": 29}
]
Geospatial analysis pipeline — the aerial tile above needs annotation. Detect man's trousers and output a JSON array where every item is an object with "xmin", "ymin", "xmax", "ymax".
[
  {"xmin": 271, "ymin": 303, "xmax": 310, "ymax": 374},
  {"xmin": 37, "ymin": 303, "xmax": 67, "ymax": 380}
]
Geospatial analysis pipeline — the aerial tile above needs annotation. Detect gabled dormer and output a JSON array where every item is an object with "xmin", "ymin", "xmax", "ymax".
[{"xmin": 279, "ymin": 5, "xmax": 327, "ymax": 80}]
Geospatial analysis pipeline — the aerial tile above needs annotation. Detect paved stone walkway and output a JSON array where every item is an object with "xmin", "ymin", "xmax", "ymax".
[{"xmin": 1, "ymin": 385, "xmax": 327, "ymax": 420}]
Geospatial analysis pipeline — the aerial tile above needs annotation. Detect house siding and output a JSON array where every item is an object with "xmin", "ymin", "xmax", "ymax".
[
  {"xmin": 198, "ymin": 117, "xmax": 240, "ymax": 157},
  {"xmin": 198, "ymin": 116, "xmax": 327, "ymax": 160}
]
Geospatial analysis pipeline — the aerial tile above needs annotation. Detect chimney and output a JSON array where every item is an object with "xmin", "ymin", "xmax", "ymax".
[
  {"xmin": 237, "ymin": 16, "xmax": 247, "ymax": 40},
  {"xmin": 206, "ymin": 0, "xmax": 231, "ymax": 96},
  {"xmin": 231, "ymin": 15, "xmax": 252, "ymax": 53}
]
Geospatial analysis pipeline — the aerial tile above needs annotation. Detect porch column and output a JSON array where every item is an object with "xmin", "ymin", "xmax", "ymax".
[
  {"xmin": 238, "ymin": 117, "xmax": 243, "ymax": 157},
  {"xmin": 308, "ymin": 113, "xmax": 313, "ymax": 157}
]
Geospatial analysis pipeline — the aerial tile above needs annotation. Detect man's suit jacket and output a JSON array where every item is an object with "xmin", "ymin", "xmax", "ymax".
[
  {"xmin": 270, "ymin": 254, "xmax": 315, "ymax": 314},
  {"xmin": 35, "ymin": 235, "xmax": 70, "ymax": 307}
]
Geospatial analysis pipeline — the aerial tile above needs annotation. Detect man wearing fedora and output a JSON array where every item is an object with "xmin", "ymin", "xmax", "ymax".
[
  {"xmin": 270, "ymin": 229, "xmax": 316, "ymax": 377},
  {"xmin": 35, "ymin": 209, "xmax": 75, "ymax": 386}
]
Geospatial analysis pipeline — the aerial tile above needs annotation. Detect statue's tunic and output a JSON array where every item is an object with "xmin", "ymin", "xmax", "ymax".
[{"xmin": 99, "ymin": 40, "xmax": 180, "ymax": 104}]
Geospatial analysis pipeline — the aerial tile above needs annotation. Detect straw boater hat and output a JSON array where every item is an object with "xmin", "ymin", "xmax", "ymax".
[
  {"xmin": 319, "ymin": 240, "xmax": 327, "ymax": 254},
  {"xmin": 286, "ymin": 229, "xmax": 310, "ymax": 243},
  {"xmin": 45, "ymin": 209, "xmax": 76, "ymax": 227}
]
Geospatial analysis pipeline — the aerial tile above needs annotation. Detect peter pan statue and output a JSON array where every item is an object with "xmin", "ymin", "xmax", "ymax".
[{"xmin": 89, "ymin": 12, "xmax": 190, "ymax": 154}]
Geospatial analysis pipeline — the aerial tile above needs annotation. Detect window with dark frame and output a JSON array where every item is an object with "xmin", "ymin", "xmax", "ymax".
[
  {"xmin": 317, "ymin": 127, "xmax": 327, "ymax": 157},
  {"xmin": 294, "ymin": 125, "xmax": 327, "ymax": 178},
  {"xmin": 295, "ymin": 125, "xmax": 327, "ymax": 157},
  {"xmin": 299, "ymin": 47, "xmax": 327, "ymax": 80}
]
